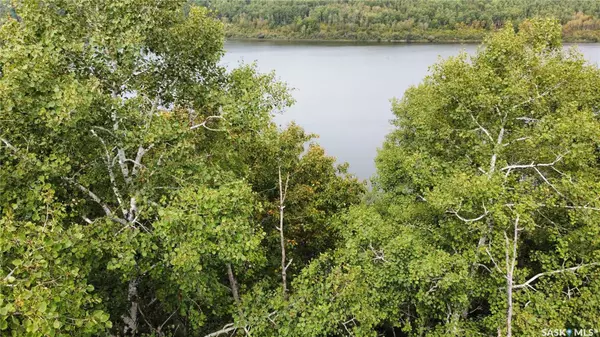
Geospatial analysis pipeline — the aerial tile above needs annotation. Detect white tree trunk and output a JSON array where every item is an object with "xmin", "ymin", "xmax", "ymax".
[
  {"xmin": 123, "ymin": 278, "xmax": 139, "ymax": 334},
  {"xmin": 505, "ymin": 216, "xmax": 519, "ymax": 337},
  {"xmin": 278, "ymin": 166, "xmax": 291, "ymax": 299}
]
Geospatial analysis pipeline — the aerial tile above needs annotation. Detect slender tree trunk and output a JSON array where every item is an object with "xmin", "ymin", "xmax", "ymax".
[
  {"xmin": 506, "ymin": 266, "xmax": 513, "ymax": 337},
  {"xmin": 279, "ymin": 202, "xmax": 287, "ymax": 297},
  {"xmin": 123, "ymin": 278, "xmax": 139, "ymax": 335},
  {"xmin": 278, "ymin": 166, "xmax": 290, "ymax": 299},
  {"xmin": 505, "ymin": 215, "xmax": 519, "ymax": 337},
  {"xmin": 226, "ymin": 264, "xmax": 241, "ymax": 308}
]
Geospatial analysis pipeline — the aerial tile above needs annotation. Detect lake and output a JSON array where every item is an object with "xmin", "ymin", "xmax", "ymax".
[{"xmin": 221, "ymin": 41, "xmax": 600, "ymax": 180}]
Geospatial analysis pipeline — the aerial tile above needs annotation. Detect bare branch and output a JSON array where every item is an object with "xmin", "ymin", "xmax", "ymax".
[
  {"xmin": 503, "ymin": 137, "xmax": 530, "ymax": 147},
  {"xmin": 342, "ymin": 318, "xmax": 357, "ymax": 336},
  {"xmin": 122, "ymin": 279, "xmax": 139, "ymax": 334},
  {"xmin": 3, "ymin": 268, "xmax": 16, "ymax": 281},
  {"xmin": 203, "ymin": 323, "xmax": 236, "ymax": 337},
  {"xmin": 474, "ymin": 263, "xmax": 492, "ymax": 274},
  {"xmin": 369, "ymin": 243, "xmax": 388, "ymax": 263},
  {"xmin": 485, "ymin": 246, "xmax": 503, "ymax": 275},
  {"xmin": 284, "ymin": 173, "xmax": 290, "ymax": 202},
  {"xmin": 128, "ymin": 197, "xmax": 138, "ymax": 223},
  {"xmin": 158, "ymin": 306, "xmax": 179, "ymax": 332},
  {"xmin": 267, "ymin": 311, "xmax": 278, "ymax": 326},
  {"xmin": 513, "ymin": 263, "xmax": 600, "ymax": 290},
  {"xmin": 500, "ymin": 152, "xmax": 567, "ymax": 172},
  {"xmin": 561, "ymin": 205, "xmax": 600, "ymax": 212},
  {"xmin": 284, "ymin": 258, "xmax": 293, "ymax": 271},
  {"xmin": 0, "ymin": 137, "xmax": 18, "ymax": 152},
  {"xmin": 470, "ymin": 113, "xmax": 493, "ymax": 142},
  {"xmin": 190, "ymin": 115, "xmax": 225, "ymax": 131},
  {"xmin": 515, "ymin": 117, "xmax": 539, "ymax": 123},
  {"xmin": 511, "ymin": 82, "xmax": 562, "ymax": 111},
  {"xmin": 137, "ymin": 306, "xmax": 156, "ymax": 334},
  {"xmin": 447, "ymin": 203, "xmax": 488, "ymax": 223},
  {"xmin": 533, "ymin": 167, "xmax": 565, "ymax": 198},
  {"xmin": 426, "ymin": 278, "xmax": 442, "ymax": 295},
  {"xmin": 64, "ymin": 178, "xmax": 128, "ymax": 226},
  {"xmin": 449, "ymin": 211, "xmax": 488, "ymax": 223},
  {"xmin": 91, "ymin": 130, "xmax": 127, "ymax": 217}
]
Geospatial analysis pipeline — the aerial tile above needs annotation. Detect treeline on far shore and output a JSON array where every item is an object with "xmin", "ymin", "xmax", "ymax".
[{"xmin": 195, "ymin": 0, "xmax": 600, "ymax": 42}]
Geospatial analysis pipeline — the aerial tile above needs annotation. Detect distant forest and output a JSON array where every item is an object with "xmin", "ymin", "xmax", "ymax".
[{"xmin": 195, "ymin": 0, "xmax": 600, "ymax": 42}]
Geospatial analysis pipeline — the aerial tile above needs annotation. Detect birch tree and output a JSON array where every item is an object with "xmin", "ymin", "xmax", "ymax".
[
  {"xmin": 375, "ymin": 18, "xmax": 600, "ymax": 336},
  {"xmin": 0, "ymin": 0, "xmax": 291, "ymax": 335},
  {"xmin": 1, "ymin": 1, "xmax": 366, "ymax": 336}
]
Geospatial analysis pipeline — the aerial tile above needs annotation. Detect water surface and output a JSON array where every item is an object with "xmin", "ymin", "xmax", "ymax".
[{"xmin": 221, "ymin": 41, "xmax": 600, "ymax": 179}]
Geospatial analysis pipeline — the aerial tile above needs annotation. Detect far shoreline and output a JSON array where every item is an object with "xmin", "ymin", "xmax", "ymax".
[{"xmin": 225, "ymin": 36, "xmax": 600, "ymax": 45}]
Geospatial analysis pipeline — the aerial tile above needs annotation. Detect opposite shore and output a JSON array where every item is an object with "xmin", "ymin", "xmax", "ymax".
[{"xmin": 225, "ymin": 35, "xmax": 600, "ymax": 45}]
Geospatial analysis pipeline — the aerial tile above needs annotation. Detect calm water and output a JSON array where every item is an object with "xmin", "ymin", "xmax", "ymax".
[{"xmin": 221, "ymin": 41, "xmax": 600, "ymax": 179}]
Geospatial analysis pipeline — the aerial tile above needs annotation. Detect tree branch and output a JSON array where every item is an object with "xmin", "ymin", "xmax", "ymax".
[
  {"xmin": 369, "ymin": 243, "xmax": 387, "ymax": 263},
  {"xmin": 0, "ymin": 137, "xmax": 18, "ymax": 152},
  {"xmin": 158, "ymin": 306, "xmax": 179, "ymax": 332},
  {"xmin": 485, "ymin": 246, "xmax": 503, "ymax": 275},
  {"xmin": 562, "ymin": 205, "xmax": 600, "ymax": 212},
  {"xmin": 470, "ymin": 113, "xmax": 493, "ymax": 142},
  {"xmin": 203, "ymin": 323, "xmax": 236, "ymax": 337},
  {"xmin": 510, "ymin": 82, "xmax": 562, "ymax": 110},
  {"xmin": 64, "ymin": 178, "xmax": 128, "ymax": 225},
  {"xmin": 513, "ymin": 263, "xmax": 600, "ymax": 290},
  {"xmin": 500, "ymin": 152, "xmax": 567, "ymax": 172},
  {"xmin": 190, "ymin": 115, "xmax": 225, "ymax": 131},
  {"xmin": 131, "ymin": 144, "xmax": 154, "ymax": 178},
  {"xmin": 447, "ymin": 203, "xmax": 488, "ymax": 223},
  {"xmin": 91, "ymin": 129, "xmax": 127, "ymax": 217},
  {"xmin": 502, "ymin": 137, "xmax": 530, "ymax": 147},
  {"xmin": 533, "ymin": 166, "xmax": 565, "ymax": 198},
  {"xmin": 284, "ymin": 258, "xmax": 293, "ymax": 271},
  {"xmin": 514, "ymin": 117, "xmax": 539, "ymax": 123}
]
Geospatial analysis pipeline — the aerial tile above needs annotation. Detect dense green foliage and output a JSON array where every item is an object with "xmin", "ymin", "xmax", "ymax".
[
  {"xmin": 197, "ymin": 0, "xmax": 600, "ymax": 42},
  {"xmin": 1, "ymin": 1, "xmax": 600, "ymax": 336},
  {"xmin": 0, "ymin": 1, "xmax": 363, "ymax": 335}
]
